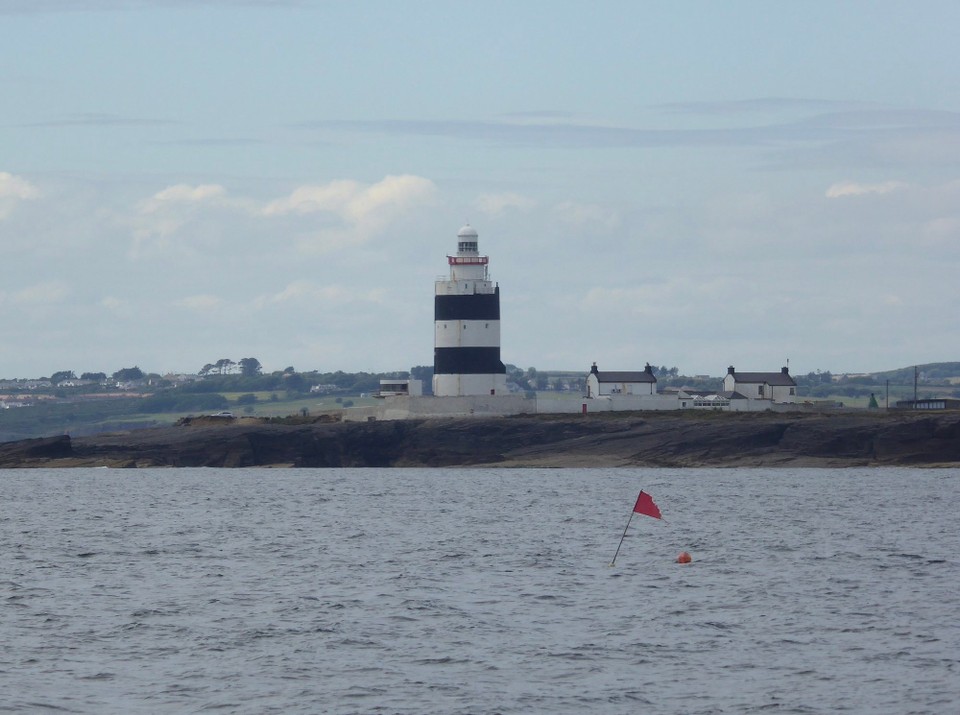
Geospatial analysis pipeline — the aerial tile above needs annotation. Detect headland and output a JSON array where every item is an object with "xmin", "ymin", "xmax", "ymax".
[{"xmin": 1, "ymin": 410, "xmax": 958, "ymax": 469}]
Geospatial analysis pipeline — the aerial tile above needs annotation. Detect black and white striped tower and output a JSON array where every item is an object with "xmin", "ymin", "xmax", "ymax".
[{"xmin": 433, "ymin": 225, "xmax": 507, "ymax": 397}]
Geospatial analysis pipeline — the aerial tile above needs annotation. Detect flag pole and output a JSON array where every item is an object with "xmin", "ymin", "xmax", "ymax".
[{"xmin": 610, "ymin": 508, "xmax": 636, "ymax": 567}]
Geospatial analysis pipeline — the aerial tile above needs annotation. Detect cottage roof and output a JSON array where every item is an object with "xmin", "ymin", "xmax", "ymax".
[
  {"xmin": 729, "ymin": 371, "xmax": 796, "ymax": 387},
  {"xmin": 594, "ymin": 371, "xmax": 657, "ymax": 384},
  {"xmin": 719, "ymin": 390, "xmax": 749, "ymax": 400}
]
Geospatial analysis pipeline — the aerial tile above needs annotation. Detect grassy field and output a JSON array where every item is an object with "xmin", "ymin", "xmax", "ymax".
[
  {"xmin": 0, "ymin": 390, "xmax": 386, "ymax": 441},
  {"xmin": 0, "ymin": 382, "xmax": 941, "ymax": 443}
]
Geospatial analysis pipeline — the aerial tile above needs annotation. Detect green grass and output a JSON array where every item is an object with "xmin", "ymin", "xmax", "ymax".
[{"xmin": 0, "ymin": 390, "xmax": 388, "ymax": 441}]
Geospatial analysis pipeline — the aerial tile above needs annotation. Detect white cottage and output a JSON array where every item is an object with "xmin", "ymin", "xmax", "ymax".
[
  {"xmin": 585, "ymin": 362, "xmax": 657, "ymax": 397},
  {"xmin": 722, "ymin": 366, "xmax": 797, "ymax": 403}
]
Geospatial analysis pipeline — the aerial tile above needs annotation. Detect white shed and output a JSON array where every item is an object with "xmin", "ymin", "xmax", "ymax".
[
  {"xmin": 722, "ymin": 366, "xmax": 797, "ymax": 403},
  {"xmin": 585, "ymin": 362, "xmax": 658, "ymax": 397}
]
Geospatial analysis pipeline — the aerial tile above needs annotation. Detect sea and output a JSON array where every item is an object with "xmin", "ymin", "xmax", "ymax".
[{"xmin": 2, "ymin": 467, "xmax": 958, "ymax": 715}]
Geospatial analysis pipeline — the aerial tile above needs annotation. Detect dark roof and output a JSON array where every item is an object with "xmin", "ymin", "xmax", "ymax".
[
  {"xmin": 594, "ymin": 371, "xmax": 656, "ymax": 383},
  {"xmin": 719, "ymin": 390, "xmax": 749, "ymax": 400},
  {"xmin": 729, "ymin": 371, "xmax": 796, "ymax": 387}
]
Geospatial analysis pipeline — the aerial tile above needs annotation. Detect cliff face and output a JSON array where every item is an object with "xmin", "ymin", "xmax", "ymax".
[{"xmin": 1, "ymin": 411, "xmax": 958, "ymax": 469}]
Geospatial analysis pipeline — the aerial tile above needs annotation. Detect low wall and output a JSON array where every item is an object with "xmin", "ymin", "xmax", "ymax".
[
  {"xmin": 342, "ymin": 394, "xmax": 536, "ymax": 422},
  {"xmin": 343, "ymin": 394, "xmax": 825, "ymax": 421}
]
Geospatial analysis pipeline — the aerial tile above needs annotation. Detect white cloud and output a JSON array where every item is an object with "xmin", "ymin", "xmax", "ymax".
[
  {"xmin": 126, "ymin": 174, "xmax": 437, "ymax": 262},
  {"xmin": 921, "ymin": 217, "xmax": 960, "ymax": 247},
  {"xmin": 173, "ymin": 294, "xmax": 225, "ymax": 312},
  {"xmin": 0, "ymin": 171, "xmax": 39, "ymax": 200},
  {"xmin": 140, "ymin": 183, "xmax": 227, "ymax": 213},
  {"xmin": 12, "ymin": 280, "xmax": 69, "ymax": 305},
  {"xmin": 253, "ymin": 280, "xmax": 386, "ymax": 308},
  {"xmin": 131, "ymin": 183, "xmax": 244, "ymax": 258},
  {"xmin": 553, "ymin": 201, "xmax": 620, "ymax": 230},
  {"xmin": 262, "ymin": 174, "xmax": 437, "ymax": 253},
  {"xmin": 262, "ymin": 180, "xmax": 361, "ymax": 217},
  {"xmin": 262, "ymin": 175, "xmax": 436, "ymax": 221},
  {"xmin": 825, "ymin": 181, "xmax": 908, "ymax": 199},
  {"xmin": 100, "ymin": 296, "xmax": 135, "ymax": 318},
  {"xmin": 0, "ymin": 171, "xmax": 40, "ymax": 218},
  {"xmin": 474, "ymin": 192, "xmax": 536, "ymax": 217}
]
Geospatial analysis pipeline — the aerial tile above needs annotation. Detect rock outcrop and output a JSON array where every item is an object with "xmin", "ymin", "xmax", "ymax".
[{"xmin": 1, "ymin": 410, "xmax": 958, "ymax": 468}]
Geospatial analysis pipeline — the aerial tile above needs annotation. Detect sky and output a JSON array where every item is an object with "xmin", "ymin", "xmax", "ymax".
[{"xmin": 2, "ymin": 0, "xmax": 959, "ymax": 379}]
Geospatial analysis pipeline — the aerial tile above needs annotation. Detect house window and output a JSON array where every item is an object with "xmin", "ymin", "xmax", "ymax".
[
  {"xmin": 789, "ymin": 388, "xmax": 795, "ymax": 395},
  {"xmin": 758, "ymin": 385, "xmax": 764, "ymax": 396}
]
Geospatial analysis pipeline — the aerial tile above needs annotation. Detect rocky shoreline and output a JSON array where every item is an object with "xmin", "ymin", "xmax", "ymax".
[{"xmin": 1, "ymin": 410, "xmax": 958, "ymax": 469}]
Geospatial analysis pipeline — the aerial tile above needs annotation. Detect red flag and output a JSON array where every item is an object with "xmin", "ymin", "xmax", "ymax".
[{"xmin": 633, "ymin": 491, "xmax": 662, "ymax": 520}]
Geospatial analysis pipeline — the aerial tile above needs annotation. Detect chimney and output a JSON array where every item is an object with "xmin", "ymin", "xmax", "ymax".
[
  {"xmin": 644, "ymin": 363, "xmax": 654, "ymax": 375},
  {"xmin": 727, "ymin": 366, "xmax": 735, "ymax": 375},
  {"xmin": 781, "ymin": 366, "xmax": 789, "ymax": 375},
  {"xmin": 590, "ymin": 362, "xmax": 599, "ymax": 375}
]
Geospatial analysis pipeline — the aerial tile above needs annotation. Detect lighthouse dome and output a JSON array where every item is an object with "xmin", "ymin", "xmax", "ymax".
[{"xmin": 457, "ymin": 224, "xmax": 478, "ymax": 239}]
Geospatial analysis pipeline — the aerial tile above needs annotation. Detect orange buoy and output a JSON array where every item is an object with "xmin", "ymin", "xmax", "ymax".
[{"xmin": 676, "ymin": 551, "xmax": 692, "ymax": 564}]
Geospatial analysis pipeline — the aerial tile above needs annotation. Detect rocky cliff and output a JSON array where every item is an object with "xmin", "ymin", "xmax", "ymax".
[{"xmin": 1, "ymin": 410, "xmax": 958, "ymax": 468}]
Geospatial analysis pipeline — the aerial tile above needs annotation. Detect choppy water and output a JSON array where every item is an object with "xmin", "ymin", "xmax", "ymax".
[{"xmin": 2, "ymin": 467, "xmax": 959, "ymax": 714}]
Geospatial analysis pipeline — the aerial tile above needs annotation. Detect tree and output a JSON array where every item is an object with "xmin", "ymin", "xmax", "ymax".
[
  {"xmin": 214, "ymin": 358, "xmax": 235, "ymax": 375},
  {"xmin": 236, "ymin": 393, "xmax": 257, "ymax": 405},
  {"xmin": 112, "ymin": 366, "xmax": 144, "ymax": 382},
  {"xmin": 283, "ymin": 372, "xmax": 307, "ymax": 393},
  {"xmin": 239, "ymin": 357, "xmax": 262, "ymax": 377},
  {"xmin": 51, "ymin": 370, "xmax": 77, "ymax": 383},
  {"xmin": 81, "ymin": 372, "xmax": 107, "ymax": 381},
  {"xmin": 199, "ymin": 363, "xmax": 216, "ymax": 377}
]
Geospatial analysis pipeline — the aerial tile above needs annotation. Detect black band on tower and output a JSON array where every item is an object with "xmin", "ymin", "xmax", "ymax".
[
  {"xmin": 434, "ymin": 290, "xmax": 500, "ymax": 321},
  {"xmin": 434, "ymin": 347, "xmax": 506, "ymax": 375}
]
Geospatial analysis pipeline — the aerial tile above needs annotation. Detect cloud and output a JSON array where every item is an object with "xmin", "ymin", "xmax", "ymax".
[
  {"xmin": 0, "ymin": 172, "xmax": 39, "ymax": 200},
  {"xmin": 262, "ymin": 174, "xmax": 437, "ymax": 252},
  {"xmin": 297, "ymin": 109, "xmax": 960, "ymax": 172},
  {"xmin": 127, "ymin": 174, "xmax": 436, "ymax": 260},
  {"xmin": 252, "ymin": 280, "xmax": 386, "ymax": 308},
  {"xmin": 922, "ymin": 217, "xmax": 960, "ymax": 244},
  {"xmin": 656, "ymin": 97, "xmax": 882, "ymax": 116},
  {"xmin": 262, "ymin": 175, "xmax": 435, "ymax": 221},
  {"xmin": 130, "ymin": 184, "xmax": 234, "ymax": 258},
  {"xmin": 296, "ymin": 117, "xmax": 763, "ymax": 149},
  {"xmin": 173, "ymin": 294, "xmax": 225, "ymax": 312},
  {"xmin": 0, "ymin": 0, "xmax": 303, "ymax": 14},
  {"xmin": 148, "ymin": 137, "xmax": 264, "ymax": 147},
  {"xmin": 101, "ymin": 296, "xmax": 135, "ymax": 318},
  {"xmin": 11, "ymin": 281, "xmax": 69, "ymax": 306},
  {"xmin": 553, "ymin": 201, "xmax": 620, "ymax": 230},
  {"xmin": 500, "ymin": 110, "xmax": 577, "ymax": 120},
  {"xmin": 0, "ymin": 171, "xmax": 40, "ymax": 218},
  {"xmin": 143, "ymin": 183, "xmax": 227, "ymax": 210},
  {"xmin": 21, "ymin": 112, "xmax": 176, "ymax": 128},
  {"xmin": 825, "ymin": 181, "xmax": 908, "ymax": 199},
  {"xmin": 474, "ymin": 192, "xmax": 536, "ymax": 217}
]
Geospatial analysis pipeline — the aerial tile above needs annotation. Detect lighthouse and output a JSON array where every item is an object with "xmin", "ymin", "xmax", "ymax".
[{"xmin": 433, "ymin": 225, "xmax": 508, "ymax": 397}]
